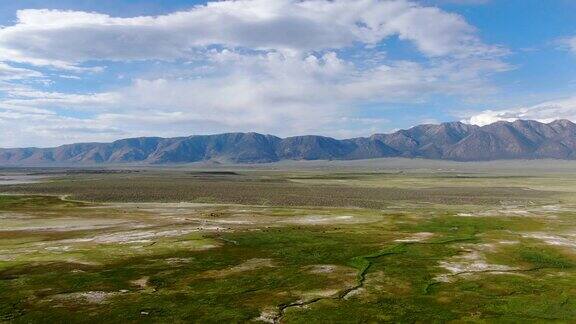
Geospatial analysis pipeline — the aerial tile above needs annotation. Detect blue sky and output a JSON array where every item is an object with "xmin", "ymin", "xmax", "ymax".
[{"xmin": 0, "ymin": 0, "xmax": 575, "ymax": 147}]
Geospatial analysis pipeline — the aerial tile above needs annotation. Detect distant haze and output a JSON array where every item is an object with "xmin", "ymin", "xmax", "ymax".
[{"xmin": 2, "ymin": 119, "xmax": 576, "ymax": 165}]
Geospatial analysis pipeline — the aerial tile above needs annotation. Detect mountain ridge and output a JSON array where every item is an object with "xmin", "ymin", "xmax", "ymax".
[{"xmin": 3, "ymin": 119, "xmax": 576, "ymax": 165}]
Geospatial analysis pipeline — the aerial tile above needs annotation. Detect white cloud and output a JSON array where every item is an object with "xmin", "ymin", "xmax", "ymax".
[
  {"xmin": 0, "ymin": 0, "xmax": 511, "ymax": 147},
  {"xmin": 0, "ymin": 0, "xmax": 502, "ymax": 67},
  {"xmin": 425, "ymin": 0, "xmax": 490, "ymax": 5},
  {"xmin": 2, "ymin": 89, "xmax": 118, "ymax": 110},
  {"xmin": 464, "ymin": 96, "xmax": 576, "ymax": 126},
  {"xmin": 0, "ymin": 49, "xmax": 507, "ymax": 146},
  {"xmin": 0, "ymin": 63, "xmax": 42, "ymax": 80},
  {"xmin": 0, "ymin": 111, "xmax": 126, "ymax": 147},
  {"xmin": 565, "ymin": 36, "xmax": 576, "ymax": 54}
]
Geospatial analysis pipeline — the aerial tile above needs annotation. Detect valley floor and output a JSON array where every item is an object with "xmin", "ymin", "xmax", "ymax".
[{"xmin": 0, "ymin": 165, "xmax": 575, "ymax": 322}]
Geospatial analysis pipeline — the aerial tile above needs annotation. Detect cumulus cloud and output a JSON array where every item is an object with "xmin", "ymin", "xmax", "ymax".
[
  {"xmin": 464, "ymin": 96, "xmax": 576, "ymax": 126},
  {"xmin": 0, "ymin": 48, "xmax": 508, "ymax": 146},
  {"xmin": 0, "ymin": 0, "xmax": 511, "ymax": 146},
  {"xmin": 0, "ymin": 0, "xmax": 503, "ymax": 67}
]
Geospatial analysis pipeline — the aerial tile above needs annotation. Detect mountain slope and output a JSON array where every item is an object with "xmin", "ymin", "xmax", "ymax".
[{"xmin": 2, "ymin": 119, "xmax": 576, "ymax": 164}]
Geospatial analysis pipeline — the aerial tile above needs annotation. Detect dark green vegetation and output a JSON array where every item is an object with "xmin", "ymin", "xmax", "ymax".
[
  {"xmin": 0, "ymin": 166, "xmax": 575, "ymax": 323},
  {"xmin": 0, "ymin": 170, "xmax": 556, "ymax": 207}
]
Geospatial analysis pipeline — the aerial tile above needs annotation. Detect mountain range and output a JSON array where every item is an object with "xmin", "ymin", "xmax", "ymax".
[{"xmin": 3, "ymin": 119, "xmax": 576, "ymax": 165}]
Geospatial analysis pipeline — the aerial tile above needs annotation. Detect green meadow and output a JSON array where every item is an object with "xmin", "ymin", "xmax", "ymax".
[{"xmin": 0, "ymin": 163, "xmax": 575, "ymax": 323}]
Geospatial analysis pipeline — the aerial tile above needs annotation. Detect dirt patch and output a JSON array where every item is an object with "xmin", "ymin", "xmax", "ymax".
[
  {"xmin": 63, "ymin": 226, "xmax": 224, "ymax": 245},
  {"xmin": 435, "ymin": 246, "xmax": 517, "ymax": 282},
  {"xmin": 1, "ymin": 217, "xmax": 131, "ymax": 232},
  {"xmin": 456, "ymin": 204, "xmax": 569, "ymax": 218},
  {"xmin": 395, "ymin": 232, "xmax": 434, "ymax": 242},
  {"xmin": 255, "ymin": 308, "xmax": 277, "ymax": 323},
  {"xmin": 131, "ymin": 276, "xmax": 149, "ymax": 289},
  {"xmin": 306, "ymin": 264, "xmax": 357, "ymax": 279},
  {"xmin": 282, "ymin": 215, "xmax": 362, "ymax": 225},
  {"xmin": 0, "ymin": 175, "xmax": 49, "ymax": 185},
  {"xmin": 307, "ymin": 265, "xmax": 338, "ymax": 274},
  {"xmin": 522, "ymin": 232, "xmax": 576, "ymax": 248},
  {"xmin": 51, "ymin": 291, "xmax": 120, "ymax": 304},
  {"xmin": 342, "ymin": 286, "xmax": 365, "ymax": 300}
]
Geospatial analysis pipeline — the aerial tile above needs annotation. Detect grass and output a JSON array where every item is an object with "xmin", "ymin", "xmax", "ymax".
[
  {"xmin": 517, "ymin": 246, "xmax": 575, "ymax": 269},
  {"xmin": 0, "ymin": 168, "xmax": 574, "ymax": 322}
]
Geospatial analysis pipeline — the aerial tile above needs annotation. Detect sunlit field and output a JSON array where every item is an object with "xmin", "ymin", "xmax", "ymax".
[{"xmin": 0, "ymin": 161, "xmax": 575, "ymax": 322}]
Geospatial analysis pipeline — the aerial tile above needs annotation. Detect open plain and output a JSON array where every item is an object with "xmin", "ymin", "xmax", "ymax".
[{"xmin": 0, "ymin": 160, "xmax": 575, "ymax": 323}]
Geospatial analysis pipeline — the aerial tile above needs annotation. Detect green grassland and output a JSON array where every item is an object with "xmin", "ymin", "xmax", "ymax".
[{"xmin": 0, "ymin": 164, "xmax": 575, "ymax": 323}]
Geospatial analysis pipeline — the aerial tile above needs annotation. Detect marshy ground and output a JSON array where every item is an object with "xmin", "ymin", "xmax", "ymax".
[{"xmin": 0, "ymin": 161, "xmax": 575, "ymax": 322}]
